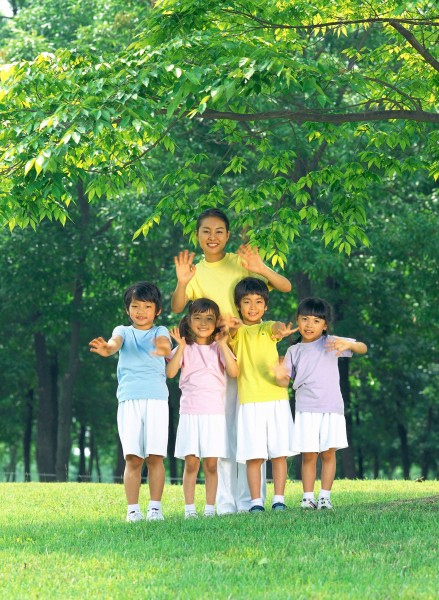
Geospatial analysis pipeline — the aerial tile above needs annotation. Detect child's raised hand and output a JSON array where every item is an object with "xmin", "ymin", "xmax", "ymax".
[
  {"xmin": 219, "ymin": 314, "xmax": 242, "ymax": 333},
  {"xmin": 214, "ymin": 328, "xmax": 230, "ymax": 347},
  {"xmin": 272, "ymin": 322, "xmax": 298, "ymax": 340},
  {"xmin": 236, "ymin": 244, "xmax": 264, "ymax": 273},
  {"xmin": 174, "ymin": 250, "xmax": 196, "ymax": 285},
  {"xmin": 89, "ymin": 337, "xmax": 112, "ymax": 356},
  {"xmin": 325, "ymin": 336, "xmax": 350, "ymax": 357},
  {"xmin": 272, "ymin": 360, "xmax": 290, "ymax": 386},
  {"xmin": 169, "ymin": 326, "xmax": 186, "ymax": 347},
  {"xmin": 152, "ymin": 336, "xmax": 172, "ymax": 357}
]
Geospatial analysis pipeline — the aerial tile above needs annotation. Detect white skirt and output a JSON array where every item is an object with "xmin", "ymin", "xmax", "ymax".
[
  {"xmin": 117, "ymin": 399, "xmax": 169, "ymax": 459},
  {"xmin": 175, "ymin": 414, "xmax": 230, "ymax": 459},
  {"xmin": 236, "ymin": 400, "xmax": 298, "ymax": 463},
  {"xmin": 293, "ymin": 411, "xmax": 348, "ymax": 453}
]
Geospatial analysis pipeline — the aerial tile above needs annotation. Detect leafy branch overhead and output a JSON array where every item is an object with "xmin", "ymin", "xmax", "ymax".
[{"xmin": 1, "ymin": 0, "xmax": 438, "ymax": 260}]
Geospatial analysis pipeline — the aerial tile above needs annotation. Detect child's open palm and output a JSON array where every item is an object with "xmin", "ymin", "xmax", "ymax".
[
  {"xmin": 325, "ymin": 336, "xmax": 350, "ymax": 356},
  {"xmin": 89, "ymin": 337, "xmax": 113, "ymax": 356},
  {"xmin": 169, "ymin": 326, "xmax": 186, "ymax": 348}
]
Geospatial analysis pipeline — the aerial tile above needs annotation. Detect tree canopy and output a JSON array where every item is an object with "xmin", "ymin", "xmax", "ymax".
[{"xmin": 1, "ymin": 0, "xmax": 438, "ymax": 261}]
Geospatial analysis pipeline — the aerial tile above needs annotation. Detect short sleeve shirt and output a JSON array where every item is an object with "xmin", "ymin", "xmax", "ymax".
[
  {"xmin": 228, "ymin": 322, "xmax": 288, "ymax": 404},
  {"xmin": 186, "ymin": 252, "xmax": 267, "ymax": 317},
  {"xmin": 112, "ymin": 325, "xmax": 171, "ymax": 403},
  {"xmin": 282, "ymin": 335, "xmax": 354, "ymax": 415},
  {"xmin": 170, "ymin": 342, "xmax": 229, "ymax": 415}
]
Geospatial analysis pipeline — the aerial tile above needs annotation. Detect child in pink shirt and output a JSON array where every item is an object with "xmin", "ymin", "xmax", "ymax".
[{"xmin": 166, "ymin": 298, "xmax": 238, "ymax": 518}]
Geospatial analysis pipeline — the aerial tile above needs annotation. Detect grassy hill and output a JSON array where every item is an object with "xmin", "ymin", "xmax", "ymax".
[{"xmin": 1, "ymin": 480, "xmax": 438, "ymax": 599}]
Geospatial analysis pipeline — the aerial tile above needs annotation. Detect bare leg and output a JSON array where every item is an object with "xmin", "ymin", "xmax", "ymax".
[
  {"xmin": 145, "ymin": 454, "xmax": 165, "ymax": 502},
  {"xmin": 183, "ymin": 455, "xmax": 200, "ymax": 505},
  {"xmin": 247, "ymin": 458, "xmax": 264, "ymax": 500},
  {"xmin": 271, "ymin": 456, "xmax": 287, "ymax": 496},
  {"xmin": 301, "ymin": 452, "xmax": 319, "ymax": 494},
  {"xmin": 320, "ymin": 448, "xmax": 336, "ymax": 491},
  {"xmin": 203, "ymin": 457, "xmax": 218, "ymax": 506},
  {"xmin": 124, "ymin": 454, "xmax": 144, "ymax": 504}
]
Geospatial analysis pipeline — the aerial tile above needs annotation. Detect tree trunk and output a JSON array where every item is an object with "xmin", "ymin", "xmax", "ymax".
[
  {"xmin": 114, "ymin": 438, "xmax": 125, "ymax": 483},
  {"xmin": 394, "ymin": 394, "xmax": 410, "ymax": 479},
  {"xmin": 397, "ymin": 420, "xmax": 410, "ymax": 479},
  {"xmin": 77, "ymin": 424, "xmax": 87, "ymax": 481},
  {"xmin": 421, "ymin": 406, "xmax": 433, "ymax": 480},
  {"xmin": 339, "ymin": 358, "xmax": 357, "ymax": 478},
  {"xmin": 23, "ymin": 389, "xmax": 34, "ymax": 482},
  {"xmin": 35, "ymin": 332, "xmax": 58, "ymax": 482},
  {"xmin": 167, "ymin": 382, "xmax": 180, "ymax": 483},
  {"xmin": 55, "ymin": 182, "xmax": 90, "ymax": 481}
]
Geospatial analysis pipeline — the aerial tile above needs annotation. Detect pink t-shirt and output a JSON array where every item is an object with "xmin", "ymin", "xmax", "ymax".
[{"xmin": 170, "ymin": 342, "xmax": 229, "ymax": 415}]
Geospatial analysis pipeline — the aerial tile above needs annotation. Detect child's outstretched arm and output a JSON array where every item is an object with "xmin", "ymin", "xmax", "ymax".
[
  {"xmin": 325, "ymin": 336, "xmax": 368, "ymax": 357},
  {"xmin": 271, "ymin": 321, "xmax": 298, "ymax": 340},
  {"xmin": 236, "ymin": 244, "xmax": 292, "ymax": 293},
  {"xmin": 220, "ymin": 314, "xmax": 243, "ymax": 337},
  {"xmin": 215, "ymin": 330, "xmax": 238, "ymax": 378},
  {"xmin": 153, "ymin": 335, "xmax": 173, "ymax": 358},
  {"xmin": 166, "ymin": 326, "xmax": 186, "ymax": 378},
  {"xmin": 273, "ymin": 360, "xmax": 290, "ymax": 388},
  {"xmin": 171, "ymin": 250, "xmax": 196, "ymax": 313},
  {"xmin": 89, "ymin": 335, "xmax": 123, "ymax": 357}
]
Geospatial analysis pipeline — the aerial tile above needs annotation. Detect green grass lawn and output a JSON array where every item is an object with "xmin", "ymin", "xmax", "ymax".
[{"xmin": 1, "ymin": 480, "xmax": 438, "ymax": 599}]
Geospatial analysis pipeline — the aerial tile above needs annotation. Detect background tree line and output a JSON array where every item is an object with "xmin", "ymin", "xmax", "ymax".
[{"xmin": 0, "ymin": 0, "xmax": 438, "ymax": 482}]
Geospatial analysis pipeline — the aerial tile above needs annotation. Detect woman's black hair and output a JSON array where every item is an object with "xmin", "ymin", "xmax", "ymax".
[
  {"xmin": 124, "ymin": 281, "xmax": 162, "ymax": 316},
  {"xmin": 179, "ymin": 298, "xmax": 220, "ymax": 344},
  {"xmin": 234, "ymin": 277, "xmax": 269, "ymax": 308},
  {"xmin": 196, "ymin": 208, "xmax": 230, "ymax": 232},
  {"xmin": 293, "ymin": 297, "xmax": 332, "ymax": 343}
]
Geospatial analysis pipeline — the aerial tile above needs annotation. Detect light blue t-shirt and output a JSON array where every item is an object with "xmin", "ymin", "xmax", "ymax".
[
  {"xmin": 112, "ymin": 325, "xmax": 171, "ymax": 403},
  {"xmin": 283, "ymin": 335, "xmax": 353, "ymax": 415}
]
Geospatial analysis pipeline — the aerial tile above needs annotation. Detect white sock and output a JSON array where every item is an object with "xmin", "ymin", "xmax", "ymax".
[
  {"xmin": 303, "ymin": 492, "xmax": 315, "ymax": 500},
  {"xmin": 185, "ymin": 504, "xmax": 196, "ymax": 513},
  {"xmin": 127, "ymin": 503, "xmax": 140, "ymax": 514},
  {"xmin": 149, "ymin": 500, "xmax": 161, "ymax": 511},
  {"xmin": 319, "ymin": 489, "xmax": 331, "ymax": 499},
  {"xmin": 251, "ymin": 498, "xmax": 263, "ymax": 507},
  {"xmin": 272, "ymin": 495, "xmax": 284, "ymax": 505},
  {"xmin": 204, "ymin": 504, "xmax": 215, "ymax": 515}
]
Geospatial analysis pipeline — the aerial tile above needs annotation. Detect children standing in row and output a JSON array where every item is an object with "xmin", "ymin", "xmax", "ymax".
[
  {"xmin": 275, "ymin": 297, "xmax": 367, "ymax": 509},
  {"xmin": 226, "ymin": 278, "xmax": 297, "ymax": 512},
  {"xmin": 166, "ymin": 299, "xmax": 238, "ymax": 518},
  {"xmin": 171, "ymin": 208, "xmax": 291, "ymax": 514},
  {"xmin": 89, "ymin": 281, "xmax": 172, "ymax": 523}
]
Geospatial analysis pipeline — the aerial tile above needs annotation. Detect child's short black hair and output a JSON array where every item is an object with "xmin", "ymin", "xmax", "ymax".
[
  {"xmin": 124, "ymin": 281, "xmax": 162, "ymax": 315},
  {"xmin": 179, "ymin": 298, "xmax": 220, "ymax": 345},
  {"xmin": 296, "ymin": 297, "xmax": 332, "ymax": 326},
  {"xmin": 234, "ymin": 277, "xmax": 269, "ymax": 307},
  {"xmin": 196, "ymin": 208, "xmax": 230, "ymax": 232}
]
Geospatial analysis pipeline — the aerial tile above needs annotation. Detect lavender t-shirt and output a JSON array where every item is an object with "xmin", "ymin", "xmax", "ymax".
[
  {"xmin": 282, "ymin": 335, "xmax": 354, "ymax": 415},
  {"xmin": 170, "ymin": 342, "xmax": 230, "ymax": 415}
]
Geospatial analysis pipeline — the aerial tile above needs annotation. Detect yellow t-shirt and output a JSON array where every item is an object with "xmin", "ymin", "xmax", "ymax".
[
  {"xmin": 228, "ymin": 322, "xmax": 288, "ymax": 404},
  {"xmin": 186, "ymin": 252, "xmax": 267, "ymax": 317}
]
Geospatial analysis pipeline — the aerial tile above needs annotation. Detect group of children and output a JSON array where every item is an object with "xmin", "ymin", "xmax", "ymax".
[{"xmin": 89, "ymin": 209, "xmax": 367, "ymax": 522}]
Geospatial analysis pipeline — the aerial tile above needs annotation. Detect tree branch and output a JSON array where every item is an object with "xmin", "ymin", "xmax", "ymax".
[
  {"xmin": 221, "ymin": 10, "xmax": 439, "ymax": 31},
  {"xmin": 389, "ymin": 20, "xmax": 439, "ymax": 73},
  {"xmin": 198, "ymin": 108, "xmax": 439, "ymax": 124}
]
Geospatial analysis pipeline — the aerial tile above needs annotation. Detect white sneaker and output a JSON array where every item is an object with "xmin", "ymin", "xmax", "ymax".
[
  {"xmin": 317, "ymin": 497, "xmax": 333, "ymax": 510},
  {"xmin": 300, "ymin": 498, "xmax": 317, "ymax": 510},
  {"xmin": 126, "ymin": 510, "xmax": 144, "ymax": 523},
  {"xmin": 203, "ymin": 510, "xmax": 215, "ymax": 518},
  {"xmin": 146, "ymin": 508, "xmax": 164, "ymax": 521},
  {"xmin": 185, "ymin": 510, "xmax": 199, "ymax": 519}
]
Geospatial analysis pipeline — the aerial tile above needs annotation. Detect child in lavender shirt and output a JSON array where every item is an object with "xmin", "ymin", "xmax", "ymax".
[
  {"xmin": 166, "ymin": 299, "xmax": 238, "ymax": 518},
  {"xmin": 275, "ymin": 297, "xmax": 367, "ymax": 510}
]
